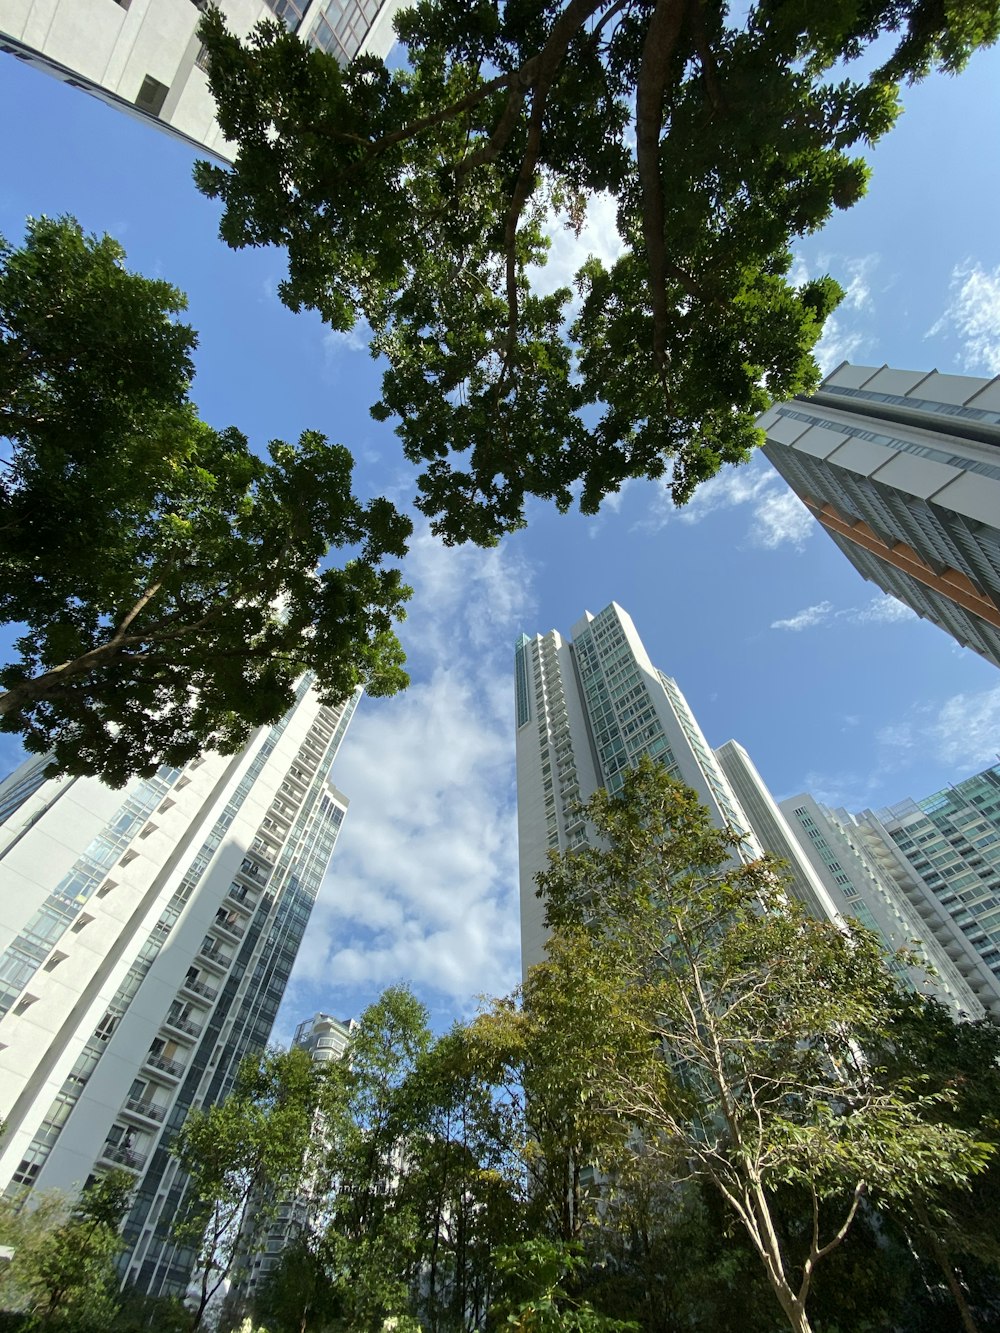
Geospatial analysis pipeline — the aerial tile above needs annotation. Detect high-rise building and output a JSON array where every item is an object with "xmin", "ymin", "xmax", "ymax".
[
  {"xmin": 514, "ymin": 603, "xmax": 983, "ymax": 1014},
  {"xmin": 780, "ymin": 795, "xmax": 993, "ymax": 1017},
  {"xmin": 0, "ymin": 0, "xmax": 406, "ymax": 160},
  {"xmin": 237, "ymin": 1012, "xmax": 355, "ymax": 1302},
  {"xmin": 759, "ymin": 362, "xmax": 1000, "ymax": 667},
  {"xmin": 0, "ymin": 679, "xmax": 358, "ymax": 1296},
  {"xmin": 853, "ymin": 765, "xmax": 1000, "ymax": 1015},
  {"xmin": 516, "ymin": 604, "xmax": 760, "ymax": 974}
]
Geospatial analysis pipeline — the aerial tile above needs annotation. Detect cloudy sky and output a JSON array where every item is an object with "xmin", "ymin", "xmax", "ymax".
[{"xmin": 2, "ymin": 40, "xmax": 1000, "ymax": 1034}]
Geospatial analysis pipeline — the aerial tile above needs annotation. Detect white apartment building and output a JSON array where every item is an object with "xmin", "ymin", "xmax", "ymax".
[
  {"xmin": 0, "ymin": 0, "xmax": 407, "ymax": 160},
  {"xmin": 0, "ymin": 679, "xmax": 358, "ymax": 1296},
  {"xmin": 514, "ymin": 604, "xmax": 837, "ymax": 974},
  {"xmin": 514, "ymin": 602, "xmax": 982, "ymax": 1014}
]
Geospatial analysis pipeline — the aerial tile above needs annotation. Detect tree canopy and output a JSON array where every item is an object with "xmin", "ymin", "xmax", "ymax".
[
  {"xmin": 197, "ymin": 0, "xmax": 999, "ymax": 545},
  {"xmin": 0, "ymin": 217, "xmax": 412, "ymax": 785},
  {"xmin": 536, "ymin": 760, "xmax": 993, "ymax": 1333}
]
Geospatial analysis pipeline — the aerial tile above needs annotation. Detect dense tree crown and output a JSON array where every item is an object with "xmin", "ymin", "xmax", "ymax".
[
  {"xmin": 0, "ymin": 217, "xmax": 412, "ymax": 784},
  {"xmin": 197, "ymin": 0, "xmax": 998, "ymax": 544}
]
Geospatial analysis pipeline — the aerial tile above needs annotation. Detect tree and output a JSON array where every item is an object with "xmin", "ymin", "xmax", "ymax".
[
  {"xmin": 868, "ymin": 998, "xmax": 1000, "ymax": 1333},
  {"xmin": 0, "ymin": 1172, "xmax": 133, "ymax": 1331},
  {"xmin": 196, "ymin": 0, "xmax": 999, "ymax": 546},
  {"xmin": 0, "ymin": 216, "xmax": 411, "ymax": 785},
  {"xmin": 310, "ymin": 987, "xmax": 435, "ymax": 1331},
  {"xmin": 536, "ymin": 760, "xmax": 992, "ymax": 1333},
  {"xmin": 470, "ymin": 941, "xmax": 634, "ymax": 1247},
  {"xmin": 173, "ymin": 1047, "xmax": 320, "ymax": 1330}
]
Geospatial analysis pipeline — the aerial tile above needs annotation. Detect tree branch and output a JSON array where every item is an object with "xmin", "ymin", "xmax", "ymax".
[{"xmin": 635, "ymin": 0, "xmax": 691, "ymax": 376}]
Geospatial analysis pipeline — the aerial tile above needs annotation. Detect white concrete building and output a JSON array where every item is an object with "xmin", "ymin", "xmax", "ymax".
[
  {"xmin": 0, "ymin": 0, "xmax": 407, "ymax": 160},
  {"xmin": 0, "ymin": 679, "xmax": 358, "ymax": 1296},
  {"xmin": 515, "ymin": 604, "xmax": 837, "ymax": 976},
  {"xmin": 514, "ymin": 603, "xmax": 981, "ymax": 1015},
  {"xmin": 760, "ymin": 362, "xmax": 1000, "ymax": 668}
]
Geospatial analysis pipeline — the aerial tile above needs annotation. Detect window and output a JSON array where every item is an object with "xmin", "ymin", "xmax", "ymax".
[
  {"xmin": 71, "ymin": 914, "xmax": 93, "ymax": 934},
  {"xmin": 43, "ymin": 952, "xmax": 67, "ymax": 972}
]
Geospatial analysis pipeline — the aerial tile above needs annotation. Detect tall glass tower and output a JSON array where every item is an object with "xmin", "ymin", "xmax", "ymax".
[{"xmin": 0, "ymin": 680, "xmax": 358, "ymax": 1295}]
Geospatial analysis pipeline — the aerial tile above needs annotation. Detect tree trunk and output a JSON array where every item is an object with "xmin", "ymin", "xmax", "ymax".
[{"xmin": 914, "ymin": 1203, "xmax": 980, "ymax": 1333}]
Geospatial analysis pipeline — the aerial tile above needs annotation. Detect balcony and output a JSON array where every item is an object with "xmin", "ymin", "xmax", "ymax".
[
  {"xmin": 180, "ymin": 975, "xmax": 218, "ymax": 1003},
  {"xmin": 225, "ymin": 884, "xmax": 256, "ymax": 910},
  {"xmin": 123, "ymin": 1096, "xmax": 167, "ymax": 1126},
  {"xmin": 143, "ymin": 1051, "xmax": 185, "ymax": 1081},
  {"xmin": 162, "ymin": 1012, "xmax": 203, "ymax": 1042},
  {"xmin": 197, "ymin": 941, "xmax": 231, "ymax": 971},
  {"xmin": 212, "ymin": 916, "xmax": 246, "ymax": 942},
  {"xmin": 99, "ymin": 1143, "xmax": 147, "ymax": 1172}
]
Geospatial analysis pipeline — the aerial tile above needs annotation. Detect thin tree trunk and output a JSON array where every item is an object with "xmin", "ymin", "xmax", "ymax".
[{"xmin": 914, "ymin": 1202, "xmax": 980, "ymax": 1333}]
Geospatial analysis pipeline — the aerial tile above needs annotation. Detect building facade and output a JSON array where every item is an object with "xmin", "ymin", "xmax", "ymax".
[
  {"xmin": 0, "ymin": 679, "xmax": 358, "ymax": 1295},
  {"xmin": 515, "ymin": 604, "xmax": 766, "ymax": 974},
  {"xmin": 853, "ymin": 766, "xmax": 1000, "ymax": 1016},
  {"xmin": 759, "ymin": 362, "xmax": 1000, "ymax": 667},
  {"xmin": 0, "ymin": 0, "xmax": 406, "ymax": 160},
  {"xmin": 514, "ymin": 603, "xmax": 983, "ymax": 1014},
  {"xmin": 780, "ymin": 795, "xmax": 991, "ymax": 1016}
]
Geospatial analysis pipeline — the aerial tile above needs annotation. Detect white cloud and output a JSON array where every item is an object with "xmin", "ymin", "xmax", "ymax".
[
  {"xmin": 932, "ymin": 686, "xmax": 1000, "ymax": 769},
  {"xmin": 323, "ymin": 320, "xmax": 370, "ymax": 358},
  {"xmin": 927, "ymin": 261, "xmax": 1000, "ymax": 375},
  {"xmin": 676, "ymin": 464, "xmax": 775, "ymax": 525},
  {"xmin": 813, "ymin": 315, "xmax": 868, "ymax": 377},
  {"xmin": 752, "ymin": 489, "xmax": 814, "ymax": 550},
  {"xmin": 770, "ymin": 601, "xmax": 834, "ymax": 632},
  {"xmin": 528, "ymin": 192, "xmax": 625, "ymax": 299},
  {"xmin": 794, "ymin": 252, "xmax": 879, "ymax": 376},
  {"xmin": 873, "ymin": 684, "xmax": 1000, "ymax": 778},
  {"xmin": 770, "ymin": 593, "xmax": 917, "ymax": 633},
  {"xmin": 848, "ymin": 595, "xmax": 917, "ymax": 625},
  {"xmin": 648, "ymin": 458, "xmax": 815, "ymax": 551},
  {"xmin": 280, "ymin": 528, "xmax": 536, "ymax": 1028}
]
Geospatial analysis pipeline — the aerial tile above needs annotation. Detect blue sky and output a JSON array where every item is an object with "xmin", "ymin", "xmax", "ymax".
[{"xmin": 2, "ymin": 45, "xmax": 1000, "ymax": 1035}]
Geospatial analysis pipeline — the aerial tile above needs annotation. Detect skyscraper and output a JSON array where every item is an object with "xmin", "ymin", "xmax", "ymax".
[
  {"xmin": 0, "ymin": 679, "xmax": 358, "ymax": 1296},
  {"xmin": 854, "ymin": 765, "xmax": 1000, "ymax": 1015},
  {"xmin": 516, "ymin": 604, "xmax": 759, "ymax": 974},
  {"xmin": 759, "ymin": 362, "xmax": 1000, "ymax": 667},
  {"xmin": 514, "ymin": 603, "xmax": 983, "ymax": 1014},
  {"xmin": 780, "ymin": 795, "xmax": 994, "ymax": 1016},
  {"xmin": 0, "ymin": 0, "xmax": 406, "ymax": 160}
]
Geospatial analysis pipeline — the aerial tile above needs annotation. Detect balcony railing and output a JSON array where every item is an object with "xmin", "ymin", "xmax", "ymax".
[
  {"xmin": 100, "ymin": 1143, "xmax": 147, "ymax": 1171},
  {"xmin": 163, "ymin": 1012, "xmax": 203, "ymax": 1040},
  {"xmin": 213, "ymin": 917, "xmax": 246, "ymax": 941},
  {"xmin": 181, "ymin": 975, "xmax": 218, "ymax": 1002},
  {"xmin": 124, "ymin": 1096, "xmax": 166, "ymax": 1124},
  {"xmin": 198, "ymin": 942, "xmax": 230, "ymax": 970},
  {"xmin": 143, "ymin": 1052, "xmax": 185, "ymax": 1080}
]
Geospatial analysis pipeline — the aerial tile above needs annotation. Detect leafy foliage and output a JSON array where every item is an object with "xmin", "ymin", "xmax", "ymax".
[
  {"xmin": 0, "ymin": 1172, "xmax": 132, "ymax": 1332},
  {"xmin": 173, "ymin": 1047, "xmax": 321, "ymax": 1329},
  {"xmin": 536, "ymin": 759, "xmax": 994, "ymax": 1333},
  {"xmin": 197, "ymin": 0, "xmax": 998, "ymax": 544},
  {"xmin": 0, "ymin": 216, "xmax": 412, "ymax": 784}
]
